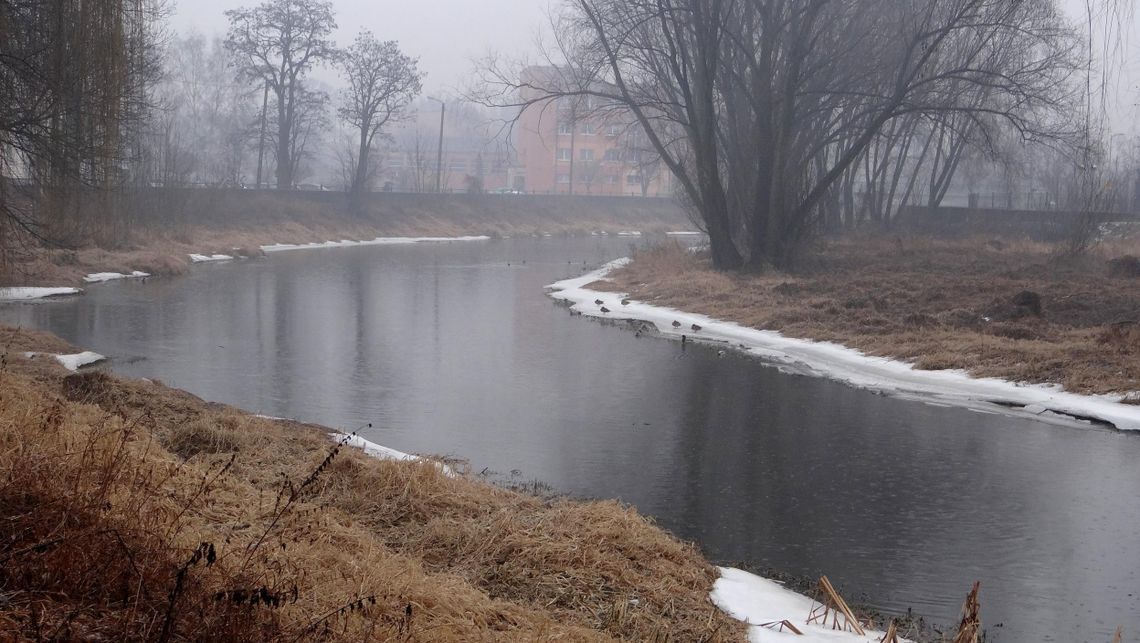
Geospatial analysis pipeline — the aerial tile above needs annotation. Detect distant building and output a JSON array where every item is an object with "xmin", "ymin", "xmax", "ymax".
[
  {"xmin": 515, "ymin": 66, "xmax": 672, "ymax": 197},
  {"xmin": 377, "ymin": 99, "xmax": 515, "ymax": 193}
]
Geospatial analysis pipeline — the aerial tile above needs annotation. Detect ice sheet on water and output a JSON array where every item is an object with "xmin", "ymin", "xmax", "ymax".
[
  {"xmin": 83, "ymin": 271, "xmax": 149, "ymax": 283},
  {"xmin": 261, "ymin": 235, "xmax": 490, "ymax": 253},
  {"xmin": 0, "ymin": 287, "xmax": 82, "ymax": 301},
  {"xmin": 711, "ymin": 567, "xmax": 909, "ymax": 643}
]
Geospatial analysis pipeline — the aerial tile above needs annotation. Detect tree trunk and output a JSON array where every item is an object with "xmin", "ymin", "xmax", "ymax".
[
  {"xmin": 353, "ymin": 126, "xmax": 370, "ymax": 195},
  {"xmin": 275, "ymin": 97, "xmax": 292, "ymax": 189}
]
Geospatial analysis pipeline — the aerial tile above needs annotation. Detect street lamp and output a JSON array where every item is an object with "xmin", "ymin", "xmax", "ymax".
[{"xmin": 427, "ymin": 96, "xmax": 446, "ymax": 193}]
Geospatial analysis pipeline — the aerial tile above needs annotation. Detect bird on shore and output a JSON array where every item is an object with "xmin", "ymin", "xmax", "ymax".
[
  {"xmin": 691, "ymin": 324, "xmax": 702, "ymax": 332},
  {"xmin": 621, "ymin": 298, "xmax": 630, "ymax": 305},
  {"xmin": 600, "ymin": 306, "xmax": 611, "ymax": 313},
  {"xmin": 595, "ymin": 298, "xmax": 605, "ymax": 305},
  {"xmin": 672, "ymin": 320, "xmax": 682, "ymax": 328}
]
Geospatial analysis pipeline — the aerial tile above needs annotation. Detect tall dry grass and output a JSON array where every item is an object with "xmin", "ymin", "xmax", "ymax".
[{"xmin": 0, "ymin": 340, "xmax": 743, "ymax": 642}]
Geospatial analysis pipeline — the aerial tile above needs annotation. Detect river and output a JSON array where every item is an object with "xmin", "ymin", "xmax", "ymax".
[{"xmin": 2, "ymin": 237, "xmax": 1137, "ymax": 642}]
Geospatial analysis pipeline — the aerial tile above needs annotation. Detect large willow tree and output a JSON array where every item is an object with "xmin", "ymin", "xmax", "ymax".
[
  {"xmin": 1, "ymin": 0, "xmax": 164, "ymax": 251},
  {"xmin": 486, "ymin": 0, "xmax": 1080, "ymax": 269}
]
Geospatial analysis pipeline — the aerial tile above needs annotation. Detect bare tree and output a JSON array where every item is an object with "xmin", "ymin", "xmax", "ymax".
[
  {"xmin": 480, "ymin": 0, "xmax": 1080, "ymax": 269},
  {"xmin": 225, "ymin": 0, "xmax": 337, "ymax": 189},
  {"xmin": 269, "ymin": 83, "xmax": 328, "ymax": 185},
  {"xmin": 337, "ymin": 31, "xmax": 421, "ymax": 199}
]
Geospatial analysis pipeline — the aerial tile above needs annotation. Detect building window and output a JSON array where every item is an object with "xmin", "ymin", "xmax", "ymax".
[
  {"xmin": 557, "ymin": 122, "xmax": 572, "ymax": 136},
  {"xmin": 627, "ymin": 174, "xmax": 641, "ymax": 185},
  {"xmin": 579, "ymin": 148, "xmax": 594, "ymax": 161},
  {"xmin": 581, "ymin": 122, "xmax": 595, "ymax": 136},
  {"xmin": 557, "ymin": 174, "xmax": 570, "ymax": 184},
  {"xmin": 605, "ymin": 176, "xmax": 618, "ymax": 184},
  {"xmin": 387, "ymin": 158, "xmax": 404, "ymax": 168},
  {"xmin": 606, "ymin": 124, "xmax": 620, "ymax": 137},
  {"xmin": 449, "ymin": 161, "xmax": 467, "ymax": 172},
  {"xmin": 603, "ymin": 149, "xmax": 621, "ymax": 161},
  {"xmin": 557, "ymin": 148, "xmax": 572, "ymax": 161}
]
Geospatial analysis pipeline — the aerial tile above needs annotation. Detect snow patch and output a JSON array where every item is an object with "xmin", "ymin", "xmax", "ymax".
[
  {"xmin": 711, "ymin": 567, "xmax": 909, "ymax": 643},
  {"xmin": 83, "ymin": 271, "xmax": 149, "ymax": 283},
  {"xmin": 616, "ymin": 230, "xmax": 643, "ymax": 236},
  {"xmin": 333, "ymin": 433, "xmax": 454, "ymax": 476},
  {"xmin": 0, "ymin": 287, "xmax": 83, "ymax": 301},
  {"xmin": 261, "ymin": 235, "xmax": 490, "ymax": 253},
  {"xmin": 23, "ymin": 350, "xmax": 105, "ymax": 371},
  {"xmin": 189, "ymin": 253, "xmax": 235, "ymax": 263},
  {"xmin": 666, "ymin": 231, "xmax": 705, "ymax": 236},
  {"xmin": 547, "ymin": 260, "xmax": 1140, "ymax": 431}
]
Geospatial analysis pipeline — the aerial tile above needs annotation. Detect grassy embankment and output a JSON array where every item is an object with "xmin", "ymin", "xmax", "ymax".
[
  {"xmin": 2, "ymin": 190, "xmax": 691, "ymax": 287},
  {"xmin": 0, "ymin": 327, "xmax": 744, "ymax": 641},
  {"xmin": 596, "ymin": 235, "xmax": 1140, "ymax": 398}
]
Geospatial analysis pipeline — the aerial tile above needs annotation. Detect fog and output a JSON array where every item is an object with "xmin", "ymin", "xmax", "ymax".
[
  {"xmin": 167, "ymin": 0, "xmax": 1138, "ymax": 126},
  {"xmin": 169, "ymin": 0, "xmax": 552, "ymax": 94}
]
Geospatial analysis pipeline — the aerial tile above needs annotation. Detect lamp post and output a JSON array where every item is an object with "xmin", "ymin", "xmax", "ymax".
[{"xmin": 427, "ymin": 96, "xmax": 446, "ymax": 193}]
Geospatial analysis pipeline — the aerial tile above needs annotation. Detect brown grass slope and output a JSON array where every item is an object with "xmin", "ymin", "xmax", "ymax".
[
  {"xmin": 0, "ymin": 330, "xmax": 743, "ymax": 642},
  {"xmin": 601, "ymin": 236, "xmax": 1140, "ymax": 398},
  {"xmin": 2, "ymin": 191, "xmax": 690, "ymax": 287}
]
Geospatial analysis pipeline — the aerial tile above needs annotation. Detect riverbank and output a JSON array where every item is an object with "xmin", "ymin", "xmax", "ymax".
[
  {"xmin": 1, "ymin": 191, "xmax": 691, "ymax": 287},
  {"xmin": 0, "ymin": 325, "xmax": 750, "ymax": 641},
  {"xmin": 551, "ymin": 235, "xmax": 1140, "ymax": 429}
]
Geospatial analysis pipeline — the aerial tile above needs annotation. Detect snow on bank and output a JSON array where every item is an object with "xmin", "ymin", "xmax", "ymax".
[
  {"xmin": 84, "ymin": 271, "xmax": 149, "ymax": 283},
  {"xmin": 712, "ymin": 567, "xmax": 909, "ymax": 643},
  {"xmin": 333, "ymin": 432, "xmax": 455, "ymax": 476},
  {"xmin": 666, "ymin": 231, "xmax": 705, "ymax": 236},
  {"xmin": 261, "ymin": 235, "xmax": 490, "ymax": 253},
  {"xmin": 0, "ymin": 287, "xmax": 82, "ymax": 301},
  {"xmin": 189, "ymin": 253, "xmax": 234, "ymax": 263},
  {"xmin": 547, "ymin": 260, "xmax": 1140, "ymax": 431},
  {"xmin": 23, "ymin": 350, "xmax": 105, "ymax": 371}
]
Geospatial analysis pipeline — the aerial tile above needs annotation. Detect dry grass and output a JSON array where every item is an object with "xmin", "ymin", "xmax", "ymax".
[
  {"xmin": 603, "ymin": 235, "xmax": 1140, "ymax": 397},
  {"xmin": 0, "ymin": 329, "xmax": 743, "ymax": 642}
]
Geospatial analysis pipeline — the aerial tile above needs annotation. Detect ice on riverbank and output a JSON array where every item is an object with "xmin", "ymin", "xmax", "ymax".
[
  {"xmin": 84, "ymin": 271, "xmax": 149, "ymax": 283},
  {"xmin": 23, "ymin": 350, "xmax": 105, "ymax": 371},
  {"xmin": 712, "ymin": 567, "xmax": 910, "ymax": 643},
  {"xmin": 0, "ymin": 287, "xmax": 83, "ymax": 301},
  {"xmin": 547, "ymin": 260, "xmax": 1140, "ymax": 431},
  {"xmin": 189, "ymin": 253, "xmax": 234, "ymax": 263},
  {"xmin": 333, "ymin": 432, "xmax": 455, "ymax": 476},
  {"xmin": 261, "ymin": 235, "xmax": 490, "ymax": 253}
]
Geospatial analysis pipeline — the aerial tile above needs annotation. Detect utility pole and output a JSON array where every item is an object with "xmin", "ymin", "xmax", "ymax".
[
  {"xmin": 428, "ymin": 96, "xmax": 446, "ymax": 193},
  {"xmin": 255, "ymin": 81, "xmax": 269, "ymax": 189}
]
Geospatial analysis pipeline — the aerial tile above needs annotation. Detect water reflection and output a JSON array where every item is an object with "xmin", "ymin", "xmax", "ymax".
[{"xmin": 2, "ymin": 237, "xmax": 1138, "ymax": 642}]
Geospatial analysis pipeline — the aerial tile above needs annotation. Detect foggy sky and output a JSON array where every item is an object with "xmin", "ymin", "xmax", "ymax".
[
  {"xmin": 170, "ymin": 0, "xmax": 1139, "ymax": 133},
  {"xmin": 168, "ymin": 0, "xmax": 553, "ymax": 95}
]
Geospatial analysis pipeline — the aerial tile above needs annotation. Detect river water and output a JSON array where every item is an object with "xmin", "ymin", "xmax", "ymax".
[{"xmin": 2, "ymin": 237, "xmax": 1137, "ymax": 642}]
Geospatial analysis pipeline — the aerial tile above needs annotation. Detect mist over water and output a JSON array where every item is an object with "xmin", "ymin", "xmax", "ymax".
[{"xmin": 3, "ymin": 237, "xmax": 1138, "ymax": 642}]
